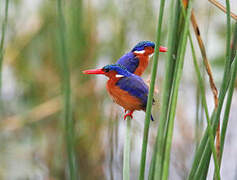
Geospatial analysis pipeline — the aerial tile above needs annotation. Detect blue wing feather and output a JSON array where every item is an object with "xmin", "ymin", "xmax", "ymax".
[
  {"xmin": 116, "ymin": 75, "xmax": 148, "ymax": 108},
  {"xmin": 116, "ymin": 76, "xmax": 154, "ymax": 121},
  {"xmin": 116, "ymin": 52, "xmax": 139, "ymax": 74}
]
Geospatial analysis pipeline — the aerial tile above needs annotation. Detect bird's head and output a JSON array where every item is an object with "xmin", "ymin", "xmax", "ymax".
[
  {"xmin": 131, "ymin": 41, "xmax": 167, "ymax": 56},
  {"xmin": 83, "ymin": 64, "xmax": 131, "ymax": 79}
]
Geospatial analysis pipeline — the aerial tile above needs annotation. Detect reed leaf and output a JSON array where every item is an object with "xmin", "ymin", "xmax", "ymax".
[
  {"xmin": 123, "ymin": 116, "xmax": 132, "ymax": 180},
  {"xmin": 189, "ymin": 35, "xmax": 220, "ymax": 180},
  {"xmin": 220, "ymin": 22, "xmax": 237, "ymax": 164},
  {"xmin": 0, "ymin": 0, "xmax": 9, "ymax": 89},
  {"xmin": 57, "ymin": 0, "xmax": 77, "ymax": 179},
  {"xmin": 149, "ymin": 1, "xmax": 181, "ymax": 179},
  {"xmin": 188, "ymin": 0, "xmax": 232, "ymax": 178},
  {"xmin": 160, "ymin": 1, "xmax": 194, "ymax": 179},
  {"xmin": 219, "ymin": 55, "xmax": 237, "ymax": 161},
  {"xmin": 177, "ymin": 0, "xmax": 220, "ymax": 177},
  {"xmin": 138, "ymin": 0, "xmax": 166, "ymax": 179}
]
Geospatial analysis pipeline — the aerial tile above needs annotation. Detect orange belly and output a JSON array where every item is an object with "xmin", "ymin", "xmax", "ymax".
[
  {"xmin": 106, "ymin": 79, "xmax": 144, "ymax": 111},
  {"xmin": 133, "ymin": 55, "xmax": 149, "ymax": 76}
]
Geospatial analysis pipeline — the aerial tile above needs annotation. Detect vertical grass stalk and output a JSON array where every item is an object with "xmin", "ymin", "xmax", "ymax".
[
  {"xmin": 219, "ymin": 55, "xmax": 237, "ymax": 162},
  {"xmin": 178, "ymin": 0, "xmax": 220, "ymax": 176},
  {"xmin": 161, "ymin": 1, "xmax": 194, "ymax": 179},
  {"xmin": 150, "ymin": 0, "xmax": 181, "ymax": 179},
  {"xmin": 138, "ymin": 0, "xmax": 166, "ymax": 179},
  {"xmin": 219, "ymin": 22, "xmax": 237, "ymax": 163},
  {"xmin": 57, "ymin": 0, "xmax": 77, "ymax": 179},
  {"xmin": 189, "ymin": 35, "xmax": 220, "ymax": 180},
  {"xmin": 123, "ymin": 116, "xmax": 132, "ymax": 180},
  {"xmin": 0, "ymin": 0, "xmax": 9, "ymax": 89},
  {"xmin": 188, "ymin": 0, "xmax": 232, "ymax": 178},
  {"xmin": 195, "ymin": 86, "xmax": 201, "ymax": 147}
]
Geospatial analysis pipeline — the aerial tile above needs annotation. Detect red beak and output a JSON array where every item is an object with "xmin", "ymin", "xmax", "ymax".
[
  {"xmin": 159, "ymin": 46, "xmax": 168, "ymax": 52},
  {"xmin": 83, "ymin": 68, "xmax": 105, "ymax": 75}
]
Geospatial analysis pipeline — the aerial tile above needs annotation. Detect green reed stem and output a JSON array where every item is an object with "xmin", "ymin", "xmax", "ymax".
[
  {"xmin": 178, "ymin": 0, "xmax": 220, "ymax": 177},
  {"xmin": 190, "ymin": 36, "xmax": 210, "ymax": 126},
  {"xmin": 57, "ymin": 0, "xmax": 77, "ymax": 179},
  {"xmin": 161, "ymin": 1, "xmax": 193, "ymax": 179},
  {"xmin": 220, "ymin": 22, "xmax": 237, "ymax": 163},
  {"xmin": 123, "ymin": 116, "xmax": 132, "ymax": 180},
  {"xmin": 0, "ymin": 0, "xmax": 9, "ymax": 89},
  {"xmin": 188, "ymin": 0, "xmax": 232, "ymax": 178},
  {"xmin": 189, "ymin": 35, "xmax": 220, "ymax": 180},
  {"xmin": 149, "ymin": 1, "xmax": 180, "ymax": 179},
  {"xmin": 138, "ymin": 0, "xmax": 166, "ymax": 179},
  {"xmin": 220, "ymin": 55, "xmax": 237, "ymax": 161},
  {"xmin": 195, "ymin": 86, "xmax": 201, "ymax": 147}
]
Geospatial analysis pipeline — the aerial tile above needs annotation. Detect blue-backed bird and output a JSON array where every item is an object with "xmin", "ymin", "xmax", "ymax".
[
  {"xmin": 83, "ymin": 64, "xmax": 154, "ymax": 120},
  {"xmin": 116, "ymin": 41, "xmax": 167, "ymax": 76}
]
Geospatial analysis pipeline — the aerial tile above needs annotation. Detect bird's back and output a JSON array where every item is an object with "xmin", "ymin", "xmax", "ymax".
[{"xmin": 116, "ymin": 52, "xmax": 139, "ymax": 74}]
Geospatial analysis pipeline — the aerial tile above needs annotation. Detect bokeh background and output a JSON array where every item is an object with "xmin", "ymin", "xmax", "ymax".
[{"xmin": 0, "ymin": 0, "xmax": 236, "ymax": 179}]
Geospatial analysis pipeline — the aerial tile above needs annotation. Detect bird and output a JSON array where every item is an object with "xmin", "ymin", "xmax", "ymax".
[
  {"xmin": 116, "ymin": 41, "xmax": 167, "ymax": 76},
  {"xmin": 83, "ymin": 64, "xmax": 154, "ymax": 120}
]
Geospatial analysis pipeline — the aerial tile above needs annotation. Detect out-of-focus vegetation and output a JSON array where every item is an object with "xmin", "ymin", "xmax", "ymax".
[{"xmin": 0, "ymin": 0, "xmax": 236, "ymax": 179}]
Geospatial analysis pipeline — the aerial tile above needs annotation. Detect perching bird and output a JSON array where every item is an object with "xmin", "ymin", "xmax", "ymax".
[
  {"xmin": 83, "ymin": 64, "xmax": 154, "ymax": 120},
  {"xmin": 116, "ymin": 41, "xmax": 167, "ymax": 76}
]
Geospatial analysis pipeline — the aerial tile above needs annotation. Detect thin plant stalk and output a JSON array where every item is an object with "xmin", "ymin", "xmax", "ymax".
[
  {"xmin": 0, "ymin": 0, "xmax": 9, "ymax": 89},
  {"xmin": 213, "ymin": 21, "xmax": 237, "ymax": 179},
  {"xmin": 189, "ymin": 35, "xmax": 220, "ymax": 180},
  {"xmin": 180, "ymin": 1, "xmax": 220, "ymax": 177},
  {"xmin": 149, "ymin": 0, "xmax": 180, "ymax": 179},
  {"xmin": 123, "ymin": 116, "xmax": 132, "ymax": 180},
  {"xmin": 219, "ymin": 55, "xmax": 237, "ymax": 162},
  {"xmin": 220, "ymin": 22, "xmax": 237, "ymax": 162},
  {"xmin": 230, "ymin": 22, "xmax": 237, "ymax": 62},
  {"xmin": 195, "ymin": 85, "xmax": 201, "ymax": 148},
  {"xmin": 161, "ymin": 0, "xmax": 194, "ymax": 179},
  {"xmin": 138, "ymin": 0, "xmax": 166, "ymax": 178},
  {"xmin": 208, "ymin": 0, "xmax": 237, "ymax": 20},
  {"xmin": 188, "ymin": 0, "xmax": 232, "ymax": 178},
  {"xmin": 57, "ymin": 0, "xmax": 77, "ymax": 179}
]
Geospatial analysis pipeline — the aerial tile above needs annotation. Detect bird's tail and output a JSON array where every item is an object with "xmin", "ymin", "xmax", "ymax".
[{"xmin": 151, "ymin": 114, "xmax": 154, "ymax": 121}]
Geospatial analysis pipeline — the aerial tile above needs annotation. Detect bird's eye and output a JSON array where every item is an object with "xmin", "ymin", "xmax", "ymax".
[{"xmin": 103, "ymin": 68, "xmax": 110, "ymax": 72}]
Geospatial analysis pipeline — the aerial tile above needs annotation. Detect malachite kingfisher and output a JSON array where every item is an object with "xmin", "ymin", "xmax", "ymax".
[
  {"xmin": 116, "ymin": 41, "xmax": 167, "ymax": 76},
  {"xmin": 83, "ymin": 64, "xmax": 154, "ymax": 120}
]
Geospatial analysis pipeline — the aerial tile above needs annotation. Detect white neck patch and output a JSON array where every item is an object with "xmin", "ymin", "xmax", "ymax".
[
  {"xmin": 115, "ymin": 74, "xmax": 124, "ymax": 78},
  {"xmin": 134, "ymin": 50, "xmax": 145, "ymax": 54},
  {"xmin": 149, "ymin": 53, "xmax": 154, "ymax": 58}
]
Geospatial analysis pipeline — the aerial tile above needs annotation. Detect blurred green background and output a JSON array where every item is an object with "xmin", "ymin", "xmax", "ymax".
[{"xmin": 0, "ymin": 0, "xmax": 236, "ymax": 179}]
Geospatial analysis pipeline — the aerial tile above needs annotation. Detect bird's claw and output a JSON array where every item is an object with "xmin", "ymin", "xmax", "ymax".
[{"xmin": 123, "ymin": 111, "xmax": 134, "ymax": 120}]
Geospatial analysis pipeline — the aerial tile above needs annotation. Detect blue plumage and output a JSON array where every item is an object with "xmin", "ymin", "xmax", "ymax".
[
  {"xmin": 84, "ymin": 64, "xmax": 154, "ymax": 120},
  {"xmin": 131, "ymin": 41, "xmax": 155, "ymax": 52},
  {"xmin": 103, "ymin": 64, "xmax": 132, "ymax": 77},
  {"xmin": 102, "ymin": 64, "xmax": 154, "ymax": 120},
  {"xmin": 116, "ymin": 75, "xmax": 148, "ymax": 108},
  {"xmin": 116, "ymin": 52, "xmax": 139, "ymax": 74},
  {"xmin": 116, "ymin": 41, "xmax": 155, "ymax": 74}
]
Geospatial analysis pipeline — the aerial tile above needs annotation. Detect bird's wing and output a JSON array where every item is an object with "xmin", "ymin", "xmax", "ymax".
[
  {"xmin": 116, "ymin": 52, "xmax": 139, "ymax": 74},
  {"xmin": 116, "ymin": 75, "xmax": 149, "ymax": 108}
]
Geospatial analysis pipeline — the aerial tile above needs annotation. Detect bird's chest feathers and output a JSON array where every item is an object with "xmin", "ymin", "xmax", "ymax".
[
  {"xmin": 106, "ymin": 78, "xmax": 143, "ymax": 111},
  {"xmin": 134, "ymin": 55, "xmax": 149, "ymax": 76},
  {"xmin": 106, "ymin": 78, "xmax": 124, "ymax": 100}
]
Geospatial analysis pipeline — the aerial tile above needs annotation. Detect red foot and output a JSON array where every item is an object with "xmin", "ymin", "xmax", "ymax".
[{"xmin": 123, "ymin": 111, "xmax": 134, "ymax": 120}]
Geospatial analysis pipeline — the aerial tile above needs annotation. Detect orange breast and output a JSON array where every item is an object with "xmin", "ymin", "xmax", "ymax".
[
  {"xmin": 106, "ymin": 78, "xmax": 144, "ymax": 111},
  {"xmin": 133, "ymin": 55, "xmax": 149, "ymax": 76}
]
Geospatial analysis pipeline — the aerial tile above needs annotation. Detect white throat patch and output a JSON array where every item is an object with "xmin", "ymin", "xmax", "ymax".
[
  {"xmin": 149, "ymin": 53, "xmax": 154, "ymax": 58},
  {"xmin": 115, "ymin": 74, "xmax": 124, "ymax": 78},
  {"xmin": 134, "ymin": 50, "xmax": 145, "ymax": 54}
]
